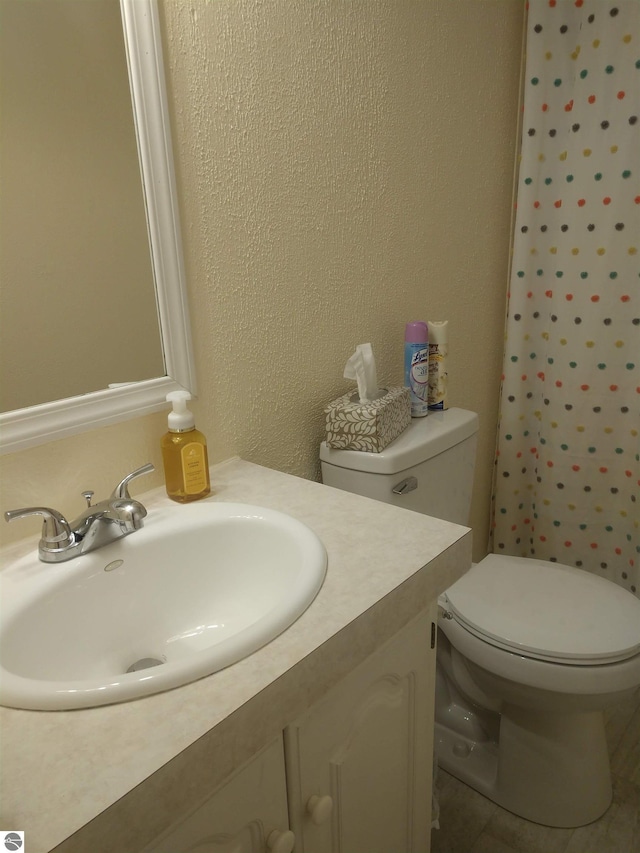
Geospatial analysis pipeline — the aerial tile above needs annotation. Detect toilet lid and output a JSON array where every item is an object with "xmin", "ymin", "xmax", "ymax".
[{"xmin": 443, "ymin": 554, "xmax": 640, "ymax": 664}]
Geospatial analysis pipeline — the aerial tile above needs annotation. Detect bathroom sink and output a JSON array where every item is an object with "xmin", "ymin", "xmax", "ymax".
[{"xmin": 0, "ymin": 502, "xmax": 327, "ymax": 710}]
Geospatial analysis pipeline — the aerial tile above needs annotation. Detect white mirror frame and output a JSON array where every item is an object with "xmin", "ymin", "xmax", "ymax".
[{"xmin": 0, "ymin": 0, "xmax": 195, "ymax": 455}]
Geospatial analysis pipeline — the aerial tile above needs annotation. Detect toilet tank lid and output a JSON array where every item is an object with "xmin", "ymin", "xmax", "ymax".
[{"xmin": 320, "ymin": 408, "xmax": 479, "ymax": 475}]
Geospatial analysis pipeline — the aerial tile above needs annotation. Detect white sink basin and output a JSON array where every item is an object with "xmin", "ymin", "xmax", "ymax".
[{"xmin": 0, "ymin": 502, "xmax": 327, "ymax": 710}]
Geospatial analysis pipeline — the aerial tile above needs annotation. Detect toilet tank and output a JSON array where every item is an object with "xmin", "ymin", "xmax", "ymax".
[{"xmin": 320, "ymin": 408, "xmax": 478, "ymax": 526}]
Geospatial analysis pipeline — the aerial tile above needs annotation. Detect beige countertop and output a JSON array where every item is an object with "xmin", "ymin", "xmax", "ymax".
[{"xmin": 0, "ymin": 458, "xmax": 471, "ymax": 853}]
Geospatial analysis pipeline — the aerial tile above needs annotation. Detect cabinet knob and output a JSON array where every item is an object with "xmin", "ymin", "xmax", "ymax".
[
  {"xmin": 266, "ymin": 828, "xmax": 296, "ymax": 853},
  {"xmin": 306, "ymin": 794, "xmax": 334, "ymax": 825}
]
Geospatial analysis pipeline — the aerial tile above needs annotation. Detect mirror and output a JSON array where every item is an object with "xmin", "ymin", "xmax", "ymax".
[
  {"xmin": 0, "ymin": 0, "xmax": 164, "ymax": 412},
  {"xmin": 0, "ymin": 0, "xmax": 195, "ymax": 454}
]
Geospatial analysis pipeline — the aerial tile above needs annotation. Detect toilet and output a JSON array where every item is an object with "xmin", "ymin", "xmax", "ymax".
[{"xmin": 320, "ymin": 408, "xmax": 640, "ymax": 828}]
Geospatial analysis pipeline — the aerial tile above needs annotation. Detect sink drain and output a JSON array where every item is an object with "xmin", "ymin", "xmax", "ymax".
[{"xmin": 126, "ymin": 657, "xmax": 164, "ymax": 673}]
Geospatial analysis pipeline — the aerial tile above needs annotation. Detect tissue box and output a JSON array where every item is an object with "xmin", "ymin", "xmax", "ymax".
[{"xmin": 324, "ymin": 386, "xmax": 410, "ymax": 452}]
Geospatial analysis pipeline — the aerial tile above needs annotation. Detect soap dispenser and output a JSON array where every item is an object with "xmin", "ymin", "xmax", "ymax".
[{"xmin": 161, "ymin": 391, "xmax": 211, "ymax": 502}]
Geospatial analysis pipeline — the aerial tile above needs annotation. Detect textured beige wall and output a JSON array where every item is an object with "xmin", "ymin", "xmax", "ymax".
[{"xmin": 0, "ymin": 0, "xmax": 524, "ymax": 561}]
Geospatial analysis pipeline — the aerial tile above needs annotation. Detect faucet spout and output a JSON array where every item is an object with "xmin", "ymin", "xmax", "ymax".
[
  {"xmin": 69, "ymin": 496, "xmax": 148, "ymax": 554},
  {"xmin": 71, "ymin": 496, "xmax": 147, "ymax": 535}
]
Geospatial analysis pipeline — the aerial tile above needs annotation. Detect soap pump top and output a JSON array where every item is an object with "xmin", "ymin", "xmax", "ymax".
[{"xmin": 166, "ymin": 390, "xmax": 195, "ymax": 432}]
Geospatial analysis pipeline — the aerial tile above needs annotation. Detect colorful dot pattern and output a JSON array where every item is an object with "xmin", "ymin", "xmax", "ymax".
[{"xmin": 491, "ymin": 0, "xmax": 640, "ymax": 597}]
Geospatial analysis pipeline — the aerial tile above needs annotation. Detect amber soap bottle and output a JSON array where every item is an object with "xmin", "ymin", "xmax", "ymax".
[{"xmin": 161, "ymin": 391, "xmax": 211, "ymax": 502}]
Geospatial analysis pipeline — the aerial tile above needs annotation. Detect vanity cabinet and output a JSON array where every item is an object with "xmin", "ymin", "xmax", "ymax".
[
  {"xmin": 143, "ymin": 609, "xmax": 436, "ymax": 853},
  {"xmin": 285, "ymin": 609, "xmax": 435, "ymax": 853},
  {"xmin": 141, "ymin": 737, "xmax": 292, "ymax": 853}
]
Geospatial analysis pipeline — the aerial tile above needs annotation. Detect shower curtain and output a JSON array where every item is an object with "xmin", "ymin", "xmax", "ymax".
[{"xmin": 492, "ymin": 0, "xmax": 639, "ymax": 597}]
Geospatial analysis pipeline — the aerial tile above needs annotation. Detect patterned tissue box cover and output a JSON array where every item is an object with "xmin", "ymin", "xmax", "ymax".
[{"xmin": 324, "ymin": 386, "xmax": 411, "ymax": 452}]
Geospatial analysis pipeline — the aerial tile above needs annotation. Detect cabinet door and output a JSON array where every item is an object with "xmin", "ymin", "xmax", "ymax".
[
  {"xmin": 285, "ymin": 608, "xmax": 436, "ymax": 853},
  {"xmin": 143, "ymin": 736, "xmax": 293, "ymax": 853}
]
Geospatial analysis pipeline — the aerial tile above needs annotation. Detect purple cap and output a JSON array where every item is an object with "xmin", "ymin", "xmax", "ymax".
[{"xmin": 405, "ymin": 321, "xmax": 428, "ymax": 343}]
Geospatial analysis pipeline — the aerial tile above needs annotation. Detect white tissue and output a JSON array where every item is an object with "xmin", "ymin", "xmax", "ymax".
[{"xmin": 343, "ymin": 343, "xmax": 379, "ymax": 402}]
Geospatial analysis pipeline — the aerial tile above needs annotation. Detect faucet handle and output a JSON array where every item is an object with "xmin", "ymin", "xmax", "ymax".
[
  {"xmin": 4, "ymin": 506, "xmax": 73, "ymax": 547},
  {"xmin": 111, "ymin": 463, "xmax": 155, "ymax": 500}
]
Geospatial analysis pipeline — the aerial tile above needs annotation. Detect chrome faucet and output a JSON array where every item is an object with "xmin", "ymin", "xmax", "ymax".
[{"xmin": 4, "ymin": 463, "xmax": 154, "ymax": 563}]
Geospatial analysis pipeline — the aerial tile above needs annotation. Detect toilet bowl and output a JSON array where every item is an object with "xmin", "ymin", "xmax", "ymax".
[
  {"xmin": 319, "ymin": 408, "xmax": 640, "ymax": 827},
  {"xmin": 436, "ymin": 553, "xmax": 640, "ymax": 827}
]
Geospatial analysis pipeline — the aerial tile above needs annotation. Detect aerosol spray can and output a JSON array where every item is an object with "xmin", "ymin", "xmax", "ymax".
[{"xmin": 404, "ymin": 321, "xmax": 429, "ymax": 417}]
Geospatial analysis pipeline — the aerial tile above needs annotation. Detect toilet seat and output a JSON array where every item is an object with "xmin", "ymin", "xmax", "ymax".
[{"xmin": 443, "ymin": 554, "xmax": 640, "ymax": 665}]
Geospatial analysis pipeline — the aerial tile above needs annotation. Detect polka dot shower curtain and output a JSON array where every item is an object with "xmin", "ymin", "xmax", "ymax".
[{"xmin": 491, "ymin": 0, "xmax": 639, "ymax": 597}]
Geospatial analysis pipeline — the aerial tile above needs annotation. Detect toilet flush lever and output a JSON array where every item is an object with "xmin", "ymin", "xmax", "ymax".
[{"xmin": 392, "ymin": 476, "xmax": 418, "ymax": 496}]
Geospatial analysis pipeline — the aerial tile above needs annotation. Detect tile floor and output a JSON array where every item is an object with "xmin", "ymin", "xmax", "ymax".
[{"xmin": 431, "ymin": 687, "xmax": 640, "ymax": 853}]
